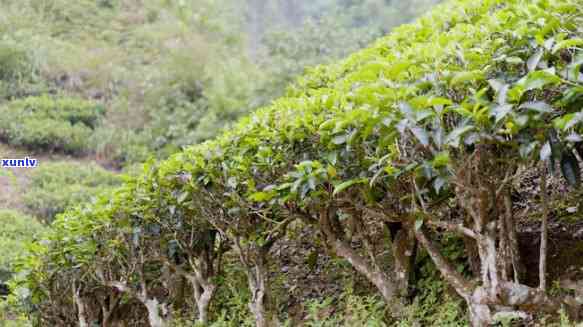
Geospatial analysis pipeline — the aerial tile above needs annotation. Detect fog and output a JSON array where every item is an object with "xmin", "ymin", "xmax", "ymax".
[{"xmin": 243, "ymin": 0, "xmax": 442, "ymax": 54}]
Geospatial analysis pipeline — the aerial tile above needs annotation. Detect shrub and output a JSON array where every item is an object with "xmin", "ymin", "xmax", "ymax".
[
  {"xmin": 0, "ymin": 42, "xmax": 29, "ymax": 82},
  {"xmin": 23, "ymin": 161, "xmax": 121, "ymax": 222},
  {"xmin": 0, "ymin": 40, "xmax": 43, "ymax": 100},
  {"xmin": 89, "ymin": 126, "xmax": 152, "ymax": 165},
  {"xmin": 0, "ymin": 210, "xmax": 41, "ymax": 326},
  {"xmin": 0, "ymin": 210, "xmax": 44, "ymax": 283},
  {"xmin": 0, "ymin": 95, "xmax": 105, "ymax": 153}
]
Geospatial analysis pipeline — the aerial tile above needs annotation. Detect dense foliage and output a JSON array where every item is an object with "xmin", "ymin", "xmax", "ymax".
[
  {"xmin": 0, "ymin": 210, "xmax": 44, "ymax": 289},
  {"xmin": 0, "ymin": 211, "xmax": 44, "ymax": 325},
  {"xmin": 6, "ymin": 0, "xmax": 583, "ymax": 326},
  {"xmin": 22, "ymin": 161, "xmax": 122, "ymax": 222}
]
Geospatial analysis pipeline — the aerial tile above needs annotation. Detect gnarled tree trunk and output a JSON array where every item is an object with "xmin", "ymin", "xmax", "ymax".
[
  {"xmin": 247, "ymin": 257, "xmax": 278, "ymax": 327},
  {"xmin": 318, "ymin": 207, "xmax": 403, "ymax": 310},
  {"xmin": 143, "ymin": 298, "xmax": 166, "ymax": 327},
  {"xmin": 185, "ymin": 273, "xmax": 217, "ymax": 325},
  {"xmin": 197, "ymin": 284, "xmax": 216, "ymax": 325},
  {"xmin": 143, "ymin": 298, "xmax": 165, "ymax": 327},
  {"xmin": 417, "ymin": 147, "xmax": 572, "ymax": 326},
  {"xmin": 106, "ymin": 281, "xmax": 167, "ymax": 327},
  {"xmin": 73, "ymin": 285, "xmax": 89, "ymax": 327},
  {"xmin": 228, "ymin": 237, "xmax": 280, "ymax": 327},
  {"xmin": 391, "ymin": 222, "xmax": 417, "ymax": 296},
  {"xmin": 332, "ymin": 238, "xmax": 397, "ymax": 302}
]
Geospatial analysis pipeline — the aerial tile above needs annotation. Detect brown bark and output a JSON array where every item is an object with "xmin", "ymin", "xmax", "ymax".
[
  {"xmin": 197, "ymin": 284, "xmax": 215, "ymax": 325},
  {"xmin": 503, "ymin": 191, "xmax": 522, "ymax": 283},
  {"xmin": 333, "ymin": 238, "xmax": 398, "ymax": 303},
  {"xmin": 414, "ymin": 147, "xmax": 576, "ymax": 326},
  {"xmin": 417, "ymin": 219, "xmax": 491, "ymax": 325},
  {"xmin": 318, "ymin": 207, "xmax": 400, "ymax": 307},
  {"xmin": 467, "ymin": 287, "xmax": 493, "ymax": 327},
  {"xmin": 229, "ymin": 235, "xmax": 279, "ymax": 327},
  {"xmin": 247, "ymin": 259, "xmax": 278, "ymax": 327},
  {"xmin": 465, "ymin": 281, "xmax": 565, "ymax": 326},
  {"xmin": 498, "ymin": 200, "xmax": 510, "ymax": 281},
  {"xmin": 163, "ymin": 258, "xmax": 217, "ymax": 324},
  {"xmin": 539, "ymin": 173, "xmax": 548, "ymax": 291},
  {"xmin": 455, "ymin": 149, "xmax": 501, "ymax": 297},
  {"xmin": 96, "ymin": 287, "xmax": 122, "ymax": 326},
  {"xmin": 105, "ymin": 281, "xmax": 167, "ymax": 327},
  {"xmin": 392, "ymin": 224, "xmax": 417, "ymax": 296},
  {"xmin": 414, "ymin": 226, "xmax": 473, "ymax": 298},
  {"xmin": 144, "ymin": 298, "xmax": 166, "ymax": 327},
  {"xmin": 73, "ymin": 286, "xmax": 89, "ymax": 327},
  {"xmin": 185, "ymin": 274, "xmax": 217, "ymax": 325}
]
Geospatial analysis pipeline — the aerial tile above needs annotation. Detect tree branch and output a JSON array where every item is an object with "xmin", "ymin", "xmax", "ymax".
[
  {"xmin": 425, "ymin": 219, "xmax": 477, "ymax": 239},
  {"xmin": 415, "ymin": 226, "xmax": 474, "ymax": 298},
  {"xmin": 539, "ymin": 172, "xmax": 549, "ymax": 291}
]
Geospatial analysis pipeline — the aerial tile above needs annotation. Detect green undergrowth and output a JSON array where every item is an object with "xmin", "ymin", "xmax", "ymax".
[
  {"xmin": 169, "ymin": 234, "xmax": 469, "ymax": 326},
  {"xmin": 0, "ymin": 96, "xmax": 105, "ymax": 154},
  {"xmin": 0, "ymin": 39, "xmax": 44, "ymax": 100}
]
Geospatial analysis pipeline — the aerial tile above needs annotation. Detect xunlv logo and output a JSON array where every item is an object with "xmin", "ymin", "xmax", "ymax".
[{"xmin": 1, "ymin": 157, "xmax": 38, "ymax": 168}]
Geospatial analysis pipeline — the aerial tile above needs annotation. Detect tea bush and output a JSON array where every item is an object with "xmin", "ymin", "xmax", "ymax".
[
  {"xmin": 22, "ymin": 161, "xmax": 121, "ymax": 222},
  {"xmin": 0, "ymin": 96, "xmax": 105, "ymax": 153},
  {"xmin": 10, "ymin": 0, "xmax": 583, "ymax": 326},
  {"xmin": 0, "ymin": 210, "xmax": 44, "ymax": 277},
  {"xmin": 0, "ymin": 209, "xmax": 44, "ymax": 305},
  {"xmin": 0, "ymin": 210, "xmax": 42, "ymax": 326}
]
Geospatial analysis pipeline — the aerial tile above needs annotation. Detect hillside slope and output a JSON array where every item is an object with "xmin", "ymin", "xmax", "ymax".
[
  {"xmin": 0, "ymin": 1, "xmax": 448, "ymax": 326},
  {"xmin": 9, "ymin": 0, "xmax": 583, "ymax": 326}
]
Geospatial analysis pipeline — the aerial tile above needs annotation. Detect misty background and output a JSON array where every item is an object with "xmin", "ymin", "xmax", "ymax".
[{"xmin": 0, "ymin": 0, "xmax": 442, "ymax": 163}]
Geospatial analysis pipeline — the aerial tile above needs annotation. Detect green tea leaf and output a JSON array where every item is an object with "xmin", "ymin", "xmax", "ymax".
[
  {"xmin": 552, "ymin": 38, "xmax": 583, "ymax": 54},
  {"xmin": 332, "ymin": 134, "xmax": 348, "ymax": 145},
  {"xmin": 333, "ymin": 178, "xmax": 367, "ymax": 196},
  {"xmin": 414, "ymin": 219, "xmax": 424, "ymax": 231},
  {"xmin": 450, "ymin": 70, "xmax": 485, "ymax": 86},
  {"xmin": 522, "ymin": 70, "xmax": 561, "ymax": 91},
  {"xmin": 527, "ymin": 48, "xmax": 544, "ymax": 72},
  {"xmin": 411, "ymin": 126, "xmax": 429, "ymax": 146},
  {"xmin": 445, "ymin": 125, "xmax": 475, "ymax": 147},
  {"xmin": 560, "ymin": 151, "xmax": 581, "ymax": 187},
  {"xmin": 519, "ymin": 101, "xmax": 553, "ymax": 113}
]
